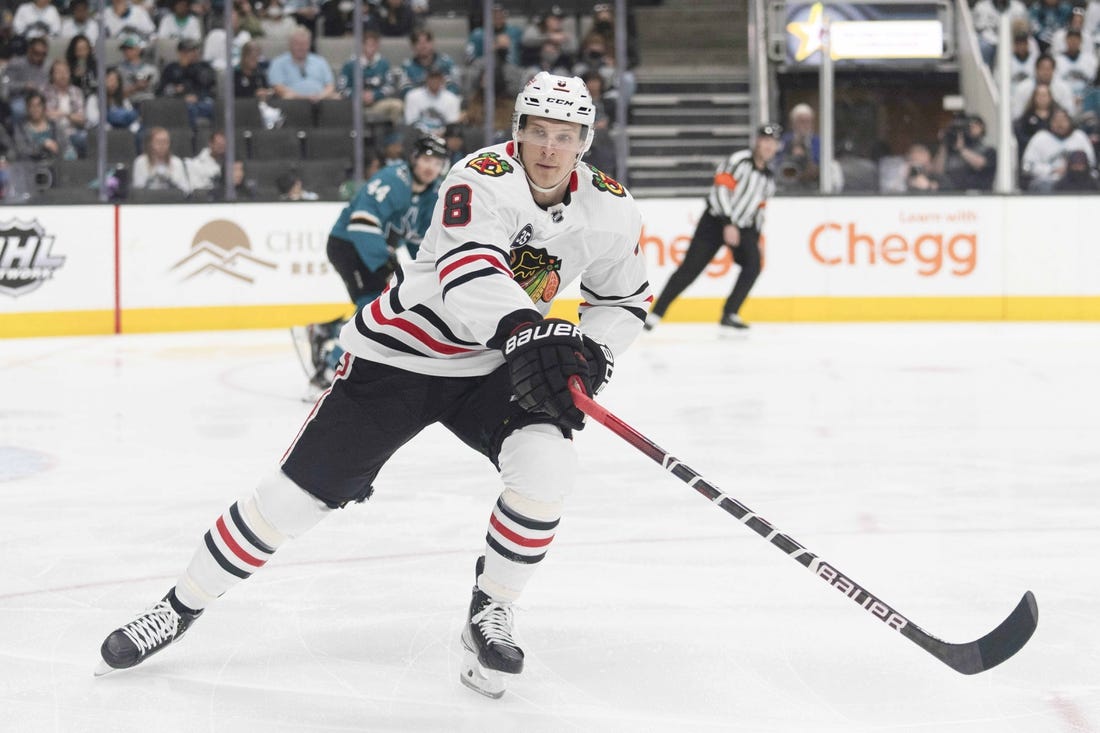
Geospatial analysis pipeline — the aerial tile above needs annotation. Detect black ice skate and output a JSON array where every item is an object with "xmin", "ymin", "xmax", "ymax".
[
  {"xmin": 460, "ymin": 558, "xmax": 524, "ymax": 699},
  {"xmin": 95, "ymin": 590, "xmax": 202, "ymax": 677},
  {"xmin": 720, "ymin": 312, "xmax": 750, "ymax": 330}
]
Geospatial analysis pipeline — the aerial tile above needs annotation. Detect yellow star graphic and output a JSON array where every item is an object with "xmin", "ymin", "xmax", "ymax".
[{"xmin": 786, "ymin": 1, "xmax": 826, "ymax": 62}]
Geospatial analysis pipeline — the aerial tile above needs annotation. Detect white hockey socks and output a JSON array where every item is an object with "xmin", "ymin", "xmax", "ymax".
[
  {"xmin": 479, "ymin": 491, "xmax": 561, "ymax": 602},
  {"xmin": 174, "ymin": 471, "xmax": 330, "ymax": 611}
]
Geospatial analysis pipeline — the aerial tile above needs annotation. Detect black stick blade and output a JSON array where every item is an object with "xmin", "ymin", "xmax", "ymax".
[{"xmin": 903, "ymin": 591, "xmax": 1038, "ymax": 675}]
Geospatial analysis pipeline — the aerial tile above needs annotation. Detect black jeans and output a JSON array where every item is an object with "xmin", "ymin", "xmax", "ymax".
[{"xmin": 650, "ymin": 210, "xmax": 762, "ymax": 319}]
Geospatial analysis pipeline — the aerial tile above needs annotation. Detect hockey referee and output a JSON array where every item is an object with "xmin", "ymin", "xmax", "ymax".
[{"xmin": 645, "ymin": 122, "xmax": 781, "ymax": 331}]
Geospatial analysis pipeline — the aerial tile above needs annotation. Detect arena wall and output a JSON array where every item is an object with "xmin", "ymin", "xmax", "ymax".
[{"xmin": 2, "ymin": 197, "xmax": 1098, "ymax": 338}]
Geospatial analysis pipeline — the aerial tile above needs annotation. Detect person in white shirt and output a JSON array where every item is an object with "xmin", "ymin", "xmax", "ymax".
[
  {"xmin": 1021, "ymin": 108, "xmax": 1096, "ymax": 191},
  {"xmin": 59, "ymin": 0, "xmax": 100, "ymax": 45},
  {"xmin": 157, "ymin": 0, "xmax": 203, "ymax": 43},
  {"xmin": 103, "ymin": 0, "xmax": 155, "ymax": 40},
  {"xmin": 203, "ymin": 9, "xmax": 251, "ymax": 72},
  {"xmin": 403, "ymin": 65, "xmax": 461, "ymax": 132},
  {"xmin": 13, "ymin": 0, "xmax": 61, "ymax": 38},
  {"xmin": 132, "ymin": 126, "xmax": 192, "ymax": 194},
  {"xmin": 1012, "ymin": 53, "xmax": 1076, "ymax": 118},
  {"xmin": 972, "ymin": 0, "xmax": 1029, "ymax": 65},
  {"xmin": 1050, "ymin": 7, "xmax": 1093, "ymax": 55},
  {"xmin": 1055, "ymin": 30, "xmax": 1098, "ymax": 112}
]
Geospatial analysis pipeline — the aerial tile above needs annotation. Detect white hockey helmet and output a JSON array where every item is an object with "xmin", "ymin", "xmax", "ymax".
[{"xmin": 512, "ymin": 72, "xmax": 596, "ymax": 156}]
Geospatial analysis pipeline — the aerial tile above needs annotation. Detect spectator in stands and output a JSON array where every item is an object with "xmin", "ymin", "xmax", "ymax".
[
  {"xmin": 581, "ymin": 70, "xmax": 616, "ymax": 174},
  {"xmin": 13, "ymin": 0, "xmax": 61, "ymax": 39},
  {"xmin": 466, "ymin": 3, "xmax": 523, "ymax": 66},
  {"xmin": 1055, "ymin": 29, "xmax": 1097, "ymax": 114},
  {"xmin": 157, "ymin": 0, "xmax": 203, "ymax": 42},
  {"xmin": 403, "ymin": 64, "xmax": 460, "ymax": 134},
  {"xmin": 118, "ymin": 35, "xmax": 159, "ymax": 106},
  {"xmin": 367, "ymin": 0, "xmax": 418, "ymax": 38},
  {"xmin": 157, "ymin": 38, "xmax": 217, "ymax": 127},
  {"xmin": 234, "ymin": 40, "xmax": 272, "ymax": 101},
  {"xmin": 60, "ymin": 0, "xmax": 99, "ymax": 45},
  {"xmin": 1030, "ymin": 0, "xmax": 1073, "ymax": 54},
  {"xmin": 973, "ymin": 0, "xmax": 1029, "ymax": 66},
  {"xmin": 1005, "ymin": 20, "xmax": 1040, "ymax": 87},
  {"xmin": 276, "ymin": 169, "xmax": 317, "ymax": 200},
  {"xmin": 233, "ymin": 0, "xmax": 265, "ymax": 39},
  {"xmin": 268, "ymin": 27, "xmax": 339, "ymax": 101},
  {"xmin": 1021, "ymin": 107, "xmax": 1096, "ymax": 190},
  {"xmin": 441, "ymin": 121, "xmax": 466, "ymax": 167},
  {"xmin": 65, "ymin": 35, "xmax": 98, "ymax": 99},
  {"xmin": 103, "ymin": 0, "xmax": 155, "ymax": 41},
  {"xmin": 1051, "ymin": 6, "xmax": 1092, "ymax": 55},
  {"xmin": 204, "ymin": 9, "xmax": 251, "ymax": 72},
  {"xmin": 43, "ymin": 60, "xmax": 86, "ymax": 159},
  {"xmin": 186, "ymin": 129, "xmax": 226, "ymax": 191},
  {"xmin": 590, "ymin": 1, "xmax": 640, "ymax": 70},
  {"xmin": 1086, "ymin": 0, "xmax": 1100, "ymax": 52},
  {"xmin": 339, "ymin": 29, "xmax": 403, "ymax": 125},
  {"xmin": 1014, "ymin": 82, "xmax": 1062, "ymax": 153},
  {"xmin": 14, "ymin": 91, "xmax": 68, "ymax": 164},
  {"xmin": 206, "ymin": 159, "xmax": 258, "ymax": 200},
  {"xmin": 778, "ymin": 103, "xmax": 821, "ymax": 166},
  {"xmin": 932, "ymin": 113, "xmax": 996, "ymax": 191},
  {"xmin": 520, "ymin": 5, "xmax": 576, "ymax": 68},
  {"xmin": 84, "ymin": 67, "xmax": 141, "ymax": 131},
  {"xmin": 6, "ymin": 37, "xmax": 49, "ymax": 124},
  {"xmin": 132, "ymin": 126, "xmax": 191, "ymax": 193},
  {"xmin": 902, "ymin": 143, "xmax": 940, "ymax": 192},
  {"xmin": 523, "ymin": 37, "xmax": 574, "ymax": 83},
  {"xmin": 400, "ymin": 29, "xmax": 460, "ymax": 98},
  {"xmin": 572, "ymin": 30, "xmax": 632, "ymax": 105},
  {"xmin": 1054, "ymin": 148, "xmax": 1100, "ymax": 190},
  {"xmin": 337, "ymin": 147, "xmax": 382, "ymax": 199},
  {"xmin": 1012, "ymin": 53, "xmax": 1075, "ymax": 117},
  {"xmin": 281, "ymin": 0, "xmax": 323, "ymax": 41}
]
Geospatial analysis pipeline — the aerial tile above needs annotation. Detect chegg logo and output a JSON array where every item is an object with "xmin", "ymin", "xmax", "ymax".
[
  {"xmin": 809, "ymin": 222, "xmax": 977, "ymax": 277},
  {"xmin": 639, "ymin": 225, "xmax": 737, "ymax": 278}
]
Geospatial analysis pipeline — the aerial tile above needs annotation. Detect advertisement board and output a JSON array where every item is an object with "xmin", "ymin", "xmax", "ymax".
[
  {"xmin": 4, "ymin": 196, "xmax": 1100, "ymax": 338},
  {"xmin": 0, "ymin": 206, "xmax": 116, "ymax": 337}
]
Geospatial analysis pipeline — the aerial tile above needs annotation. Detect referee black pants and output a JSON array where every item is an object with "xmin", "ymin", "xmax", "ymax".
[{"xmin": 650, "ymin": 210, "xmax": 762, "ymax": 320}]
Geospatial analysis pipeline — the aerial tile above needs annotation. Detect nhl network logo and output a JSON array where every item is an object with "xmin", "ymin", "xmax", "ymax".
[
  {"xmin": 0, "ymin": 218, "xmax": 65, "ymax": 298},
  {"xmin": 170, "ymin": 219, "xmax": 276, "ymax": 283}
]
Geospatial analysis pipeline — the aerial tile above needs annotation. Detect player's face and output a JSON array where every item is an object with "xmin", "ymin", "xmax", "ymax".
[
  {"xmin": 755, "ymin": 135, "xmax": 780, "ymax": 163},
  {"xmin": 412, "ymin": 154, "xmax": 445, "ymax": 185},
  {"xmin": 517, "ymin": 117, "xmax": 584, "ymax": 190}
]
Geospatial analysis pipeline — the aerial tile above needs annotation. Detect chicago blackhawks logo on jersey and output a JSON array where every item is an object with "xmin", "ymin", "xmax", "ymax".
[
  {"xmin": 589, "ymin": 164, "xmax": 626, "ymax": 197},
  {"xmin": 510, "ymin": 244, "xmax": 561, "ymax": 303},
  {"xmin": 466, "ymin": 152, "xmax": 514, "ymax": 177}
]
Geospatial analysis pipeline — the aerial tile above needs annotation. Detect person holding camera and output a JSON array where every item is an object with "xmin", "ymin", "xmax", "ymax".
[
  {"xmin": 13, "ymin": 90, "xmax": 67, "ymax": 193},
  {"xmin": 645, "ymin": 123, "xmax": 781, "ymax": 332},
  {"xmin": 932, "ymin": 114, "xmax": 997, "ymax": 192}
]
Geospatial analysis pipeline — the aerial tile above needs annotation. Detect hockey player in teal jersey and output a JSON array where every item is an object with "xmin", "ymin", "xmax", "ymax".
[{"xmin": 302, "ymin": 134, "xmax": 448, "ymax": 388}]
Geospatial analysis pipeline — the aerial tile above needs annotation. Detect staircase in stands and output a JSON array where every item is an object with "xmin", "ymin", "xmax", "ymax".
[{"xmin": 627, "ymin": 0, "xmax": 751, "ymax": 198}]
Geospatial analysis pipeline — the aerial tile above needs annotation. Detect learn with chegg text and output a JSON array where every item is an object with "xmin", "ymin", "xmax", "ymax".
[{"xmin": 808, "ymin": 221, "xmax": 977, "ymax": 277}]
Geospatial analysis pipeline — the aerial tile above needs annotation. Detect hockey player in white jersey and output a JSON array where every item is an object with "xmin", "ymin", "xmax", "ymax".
[{"xmin": 96, "ymin": 72, "xmax": 651, "ymax": 699}]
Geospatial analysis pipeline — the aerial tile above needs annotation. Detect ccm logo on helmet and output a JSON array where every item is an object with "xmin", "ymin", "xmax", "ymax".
[{"xmin": 545, "ymin": 97, "xmax": 574, "ymax": 106}]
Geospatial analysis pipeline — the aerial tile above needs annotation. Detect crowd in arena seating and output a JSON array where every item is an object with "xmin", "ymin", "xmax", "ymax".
[
  {"xmin": 772, "ymin": 0, "xmax": 1100, "ymax": 195},
  {"xmin": 0, "ymin": 0, "xmax": 635, "ymax": 202}
]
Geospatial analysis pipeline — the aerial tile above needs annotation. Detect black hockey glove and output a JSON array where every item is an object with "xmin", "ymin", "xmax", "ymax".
[
  {"xmin": 502, "ymin": 319, "xmax": 591, "ymax": 430},
  {"xmin": 581, "ymin": 335, "xmax": 614, "ymax": 396}
]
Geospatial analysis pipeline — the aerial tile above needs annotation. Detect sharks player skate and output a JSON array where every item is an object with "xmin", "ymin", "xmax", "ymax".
[
  {"xmin": 97, "ymin": 72, "xmax": 651, "ymax": 699},
  {"xmin": 293, "ymin": 134, "xmax": 447, "ymax": 390}
]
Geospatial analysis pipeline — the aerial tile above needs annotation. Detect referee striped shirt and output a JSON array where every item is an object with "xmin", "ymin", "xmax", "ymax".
[{"xmin": 706, "ymin": 149, "xmax": 776, "ymax": 231}]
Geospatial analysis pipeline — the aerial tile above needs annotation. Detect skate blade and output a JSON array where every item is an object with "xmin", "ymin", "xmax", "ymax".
[
  {"xmin": 459, "ymin": 656, "xmax": 507, "ymax": 699},
  {"xmin": 93, "ymin": 659, "xmax": 121, "ymax": 678}
]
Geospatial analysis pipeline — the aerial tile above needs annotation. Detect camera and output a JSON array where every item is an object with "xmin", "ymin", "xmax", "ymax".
[
  {"xmin": 33, "ymin": 164, "xmax": 54, "ymax": 191},
  {"xmin": 945, "ymin": 114, "xmax": 970, "ymax": 147}
]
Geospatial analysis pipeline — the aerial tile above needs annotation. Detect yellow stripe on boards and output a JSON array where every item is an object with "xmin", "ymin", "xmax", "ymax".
[
  {"xmin": 0, "ymin": 310, "xmax": 116, "ymax": 338},
  {"xmin": 550, "ymin": 297, "xmax": 1100, "ymax": 322},
  {"xmin": 121, "ymin": 305, "xmax": 355, "ymax": 333}
]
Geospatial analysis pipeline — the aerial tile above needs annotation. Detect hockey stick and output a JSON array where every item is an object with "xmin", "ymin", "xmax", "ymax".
[{"xmin": 568, "ymin": 378, "xmax": 1037, "ymax": 675}]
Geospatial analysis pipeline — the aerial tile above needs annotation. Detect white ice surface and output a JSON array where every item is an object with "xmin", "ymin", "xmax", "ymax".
[{"xmin": 1, "ymin": 323, "xmax": 1097, "ymax": 733}]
